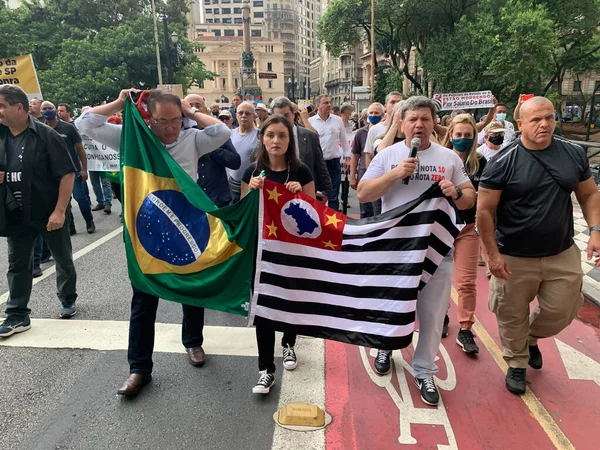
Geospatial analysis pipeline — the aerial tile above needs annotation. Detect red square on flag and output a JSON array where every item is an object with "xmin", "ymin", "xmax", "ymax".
[{"xmin": 261, "ymin": 179, "xmax": 346, "ymax": 250}]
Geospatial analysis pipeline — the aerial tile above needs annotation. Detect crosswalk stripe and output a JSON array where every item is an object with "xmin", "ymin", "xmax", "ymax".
[{"xmin": 0, "ymin": 318, "xmax": 283, "ymax": 358}]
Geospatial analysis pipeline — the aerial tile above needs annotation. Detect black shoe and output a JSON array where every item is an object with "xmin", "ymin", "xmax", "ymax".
[
  {"xmin": 91, "ymin": 204, "xmax": 104, "ymax": 211},
  {"xmin": 442, "ymin": 315, "xmax": 450, "ymax": 338},
  {"xmin": 374, "ymin": 349, "xmax": 392, "ymax": 375},
  {"xmin": 252, "ymin": 370, "xmax": 275, "ymax": 394},
  {"xmin": 0, "ymin": 317, "xmax": 31, "ymax": 338},
  {"xmin": 41, "ymin": 254, "xmax": 52, "ymax": 263},
  {"xmin": 456, "ymin": 329, "xmax": 479, "ymax": 354},
  {"xmin": 104, "ymin": 204, "xmax": 112, "ymax": 214},
  {"xmin": 505, "ymin": 367, "xmax": 527, "ymax": 395},
  {"xmin": 528, "ymin": 345, "xmax": 543, "ymax": 370},
  {"xmin": 86, "ymin": 220, "xmax": 96, "ymax": 234},
  {"xmin": 33, "ymin": 266, "xmax": 43, "ymax": 278},
  {"xmin": 415, "ymin": 377, "xmax": 440, "ymax": 405}
]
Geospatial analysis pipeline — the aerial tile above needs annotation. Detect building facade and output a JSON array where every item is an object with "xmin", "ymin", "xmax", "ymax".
[{"xmin": 187, "ymin": 36, "xmax": 285, "ymax": 106}]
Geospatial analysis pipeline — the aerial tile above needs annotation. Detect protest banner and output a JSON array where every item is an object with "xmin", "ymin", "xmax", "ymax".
[
  {"xmin": 432, "ymin": 91, "xmax": 494, "ymax": 111},
  {"xmin": 0, "ymin": 55, "xmax": 42, "ymax": 99},
  {"xmin": 82, "ymin": 134, "xmax": 120, "ymax": 172}
]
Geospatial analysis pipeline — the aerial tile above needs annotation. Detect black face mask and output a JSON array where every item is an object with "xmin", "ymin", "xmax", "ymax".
[{"xmin": 488, "ymin": 134, "xmax": 504, "ymax": 146}]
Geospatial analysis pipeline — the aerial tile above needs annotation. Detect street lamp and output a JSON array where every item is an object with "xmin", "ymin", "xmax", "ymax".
[{"xmin": 161, "ymin": 16, "xmax": 175, "ymax": 85}]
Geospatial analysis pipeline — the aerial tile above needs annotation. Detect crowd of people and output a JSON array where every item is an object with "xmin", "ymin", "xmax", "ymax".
[{"xmin": 0, "ymin": 83, "xmax": 598, "ymax": 406}]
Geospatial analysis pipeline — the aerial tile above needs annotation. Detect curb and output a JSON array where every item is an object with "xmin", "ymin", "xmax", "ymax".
[{"xmin": 583, "ymin": 283, "xmax": 600, "ymax": 308}]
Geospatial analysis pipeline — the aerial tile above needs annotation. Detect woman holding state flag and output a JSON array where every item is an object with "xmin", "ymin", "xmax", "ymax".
[{"xmin": 241, "ymin": 115, "xmax": 316, "ymax": 394}]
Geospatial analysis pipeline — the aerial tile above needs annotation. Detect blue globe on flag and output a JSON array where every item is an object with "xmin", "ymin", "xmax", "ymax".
[
  {"xmin": 136, "ymin": 190, "xmax": 210, "ymax": 266},
  {"xmin": 281, "ymin": 199, "xmax": 322, "ymax": 239}
]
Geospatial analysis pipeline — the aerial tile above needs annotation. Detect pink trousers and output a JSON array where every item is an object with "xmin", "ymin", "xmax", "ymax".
[{"xmin": 452, "ymin": 223, "xmax": 480, "ymax": 328}]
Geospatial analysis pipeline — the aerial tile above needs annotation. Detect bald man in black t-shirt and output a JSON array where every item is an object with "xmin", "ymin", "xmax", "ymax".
[{"xmin": 477, "ymin": 97, "xmax": 600, "ymax": 395}]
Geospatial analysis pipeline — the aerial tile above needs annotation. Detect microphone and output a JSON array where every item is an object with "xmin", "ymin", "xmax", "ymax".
[{"xmin": 402, "ymin": 137, "xmax": 421, "ymax": 185}]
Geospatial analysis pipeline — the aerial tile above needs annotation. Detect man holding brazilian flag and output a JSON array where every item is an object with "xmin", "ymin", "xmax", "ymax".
[{"xmin": 76, "ymin": 88, "xmax": 257, "ymax": 397}]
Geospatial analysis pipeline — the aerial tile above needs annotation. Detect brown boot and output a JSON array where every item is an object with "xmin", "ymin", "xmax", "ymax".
[
  {"xmin": 117, "ymin": 374, "xmax": 152, "ymax": 397},
  {"xmin": 186, "ymin": 346, "xmax": 206, "ymax": 367}
]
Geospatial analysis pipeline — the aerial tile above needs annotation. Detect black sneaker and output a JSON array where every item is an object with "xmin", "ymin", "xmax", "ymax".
[
  {"xmin": 442, "ymin": 315, "xmax": 450, "ymax": 338},
  {"xmin": 505, "ymin": 367, "xmax": 527, "ymax": 395},
  {"xmin": 456, "ymin": 329, "xmax": 479, "ymax": 354},
  {"xmin": 59, "ymin": 303, "xmax": 77, "ymax": 319},
  {"xmin": 374, "ymin": 349, "xmax": 392, "ymax": 375},
  {"xmin": 528, "ymin": 345, "xmax": 543, "ymax": 370},
  {"xmin": 104, "ymin": 204, "xmax": 112, "ymax": 214},
  {"xmin": 252, "ymin": 370, "xmax": 275, "ymax": 394},
  {"xmin": 0, "ymin": 317, "xmax": 32, "ymax": 338},
  {"xmin": 415, "ymin": 377, "xmax": 440, "ymax": 405},
  {"xmin": 92, "ymin": 204, "xmax": 104, "ymax": 211},
  {"xmin": 282, "ymin": 344, "xmax": 298, "ymax": 371},
  {"xmin": 33, "ymin": 266, "xmax": 43, "ymax": 278},
  {"xmin": 86, "ymin": 220, "xmax": 96, "ymax": 234}
]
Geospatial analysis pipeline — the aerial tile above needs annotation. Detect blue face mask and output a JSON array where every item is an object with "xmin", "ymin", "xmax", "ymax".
[
  {"xmin": 368, "ymin": 115, "xmax": 382, "ymax": 125},
  {"xmin": 42, "ymin": 110, "xmax": 57, "ymax": 121},
  {"xmin": 452, "ymin": 138, "xmax": 474, "ymax": 152},
  {"xmin": 496, "ymin": 113, "xmax": 507, "ymax": 122}
]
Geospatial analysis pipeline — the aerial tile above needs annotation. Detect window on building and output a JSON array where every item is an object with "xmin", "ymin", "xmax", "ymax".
[
  {"xmin": 212, "ymin": 0, "xmax": 218, "ymax": 3},
  {"xmin": 254, "ymin": 12, "xmax": 264, "ymax": 18},
  {"xmin": 206, "ymin": 19, "xmax": 213, "ymax": 23},
  {"xmin": 221, "ymin": 0, "xmax": 230, "ymax": 3},
  {"xmin": 213, "ymin": 8, "xmax": 219, "ymax": 14},
  {"xmin": 205, "ymin": 8, "xmax": 212, "ymax": 13},
  {"xmin": 237, "ymin": 30, "xmax": 243, "ymax": 36},
  {"xmin": 268, "ymin": 80, "xmax": 273, "ymax": 89},
  {"xmin": 251, "ymin": 29, "xmax": 262, "ymax": 37},
  {"xmin": 234, "ymin": 17, "xmax": 242, "ymax": 23},
  {"xmin": 595, "ymin": 80, "xmax": 600, "ymax": 91},
  {"xmin": 204, "ymin": 0, "xmax": 210, "ymax": 4},
  {"xmin": 267, "ymin": 62, "xmax": 273, "ymax": 71},
  {"xmin": 224, "ymin": 29, "xmax": 234, "ymax": 36},
  {"xmin": 222, "ymin": 8, "xmax": 231, "ymax": 13},
  {"xmin": 234, "ymin": 78, "xmax": 239, "ymax": 89},
  {"xmin": 254, "ymin": 1, "xmax": 264, "ymax": 6},
  {"xmin": 234, "ymin": 7, "xmax": 242, "ymax": 13},
  {"xmin": 574, "ymin": 80, "xmax": 582, "ymax": 92},
  {"xmin": 221, "ymin": 78, "xmax": 226, "ymax": 89},
  {"xmin": 223, "ymin": 18, "xmax": 232, "ymax": 24},
  {"xmin": 214, "ymin": 18, "xmax": 220, "ymax": 23},
  {"xmin": 214, "ymin": 29, "xmax": 221, "ymax": 36}
]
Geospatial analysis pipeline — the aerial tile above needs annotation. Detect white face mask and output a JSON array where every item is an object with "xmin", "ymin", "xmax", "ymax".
[{"xmin": 496, "ymin": 113, "xmax": 507, "ymax": 122}]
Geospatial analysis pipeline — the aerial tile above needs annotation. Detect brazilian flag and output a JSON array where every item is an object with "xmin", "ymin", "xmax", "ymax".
[{"xmin": 121, "ymin": 99, "xmax": 258, "ymax": 316}]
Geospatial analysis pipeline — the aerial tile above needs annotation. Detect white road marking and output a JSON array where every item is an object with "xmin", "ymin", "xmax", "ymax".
[
  {"xmin": 0, "ymin": 227, "xmax": 124, "ymax": 307},
  {"xmin": 555, "ymin": 339, "xmax": 600, "ymax": 387},
  {"xmin": 0, "ymin": 318, "xmax": 284, "ymax": 357},
  {"xmin": 271, "ymin": 337, "xmax": 326, "ymax": 450}
]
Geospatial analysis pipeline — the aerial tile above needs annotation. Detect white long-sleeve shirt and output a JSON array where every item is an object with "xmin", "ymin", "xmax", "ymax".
[
  {"xmin": 308, "ymin": 113, "xmax": 351, "ymax": 160},
  {"xmin": 75, "ymin": 110, "xmax": 231, "ymax": 180}
]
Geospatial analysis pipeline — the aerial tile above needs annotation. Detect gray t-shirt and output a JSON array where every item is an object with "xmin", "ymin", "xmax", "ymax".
[
  {"xmin": 229, "ymin": 127, "xmax": 259, "ymax": 181},
  {"xmin": 6, "ymin": 131, "xmax": 27, "ymax": 206}
]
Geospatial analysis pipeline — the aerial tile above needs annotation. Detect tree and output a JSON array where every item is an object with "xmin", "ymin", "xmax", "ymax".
[{"xmin": 0, "ymin": 0, "xmax": 215, "ymax": 107}]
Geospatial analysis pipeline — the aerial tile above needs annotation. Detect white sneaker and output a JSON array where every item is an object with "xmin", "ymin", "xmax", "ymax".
[
  {"xmin": 282, "ymin": 344, "xmax": 298, "ymax": 371},
  {"xmin": 252, "ymin": 370, "xmax": 275, "ymax": 394}
]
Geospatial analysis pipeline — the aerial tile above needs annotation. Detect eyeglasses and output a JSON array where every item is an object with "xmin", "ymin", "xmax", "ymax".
[
  {"xmin": 237, "ymin": 111, "xmax": 254, "ymax": 116},
  {"xmin": 151, "ymin": 118, "xmax": 183, "ymax": 128},
  {"xmin": 219, "ymin": 116, "xmax": 230, "ymax": 121}
]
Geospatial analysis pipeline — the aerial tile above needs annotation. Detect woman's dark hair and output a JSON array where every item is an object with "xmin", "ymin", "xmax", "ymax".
[{"xmin": 254, "ymin": 114, "xmax": 301, "ymax": 172}]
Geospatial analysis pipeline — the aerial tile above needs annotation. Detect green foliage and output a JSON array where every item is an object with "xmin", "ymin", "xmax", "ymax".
[
  {"xmin": 374, "ymin": 66, "xmax": 403, "ymax": 103},
  {"xmin": 0, "ymin": 0, "xmax": 214, "ymax": 107}
]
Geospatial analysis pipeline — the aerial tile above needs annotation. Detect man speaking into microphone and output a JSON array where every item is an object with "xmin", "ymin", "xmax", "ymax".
[{"xmin": 358, "ymin": 96, "xmax": 475, "ymax": 406}]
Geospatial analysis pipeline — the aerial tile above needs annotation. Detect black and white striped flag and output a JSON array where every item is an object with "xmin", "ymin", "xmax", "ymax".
[{"xmin": 249, "ymin": 182, "xmax": 465, "ymax": 350}]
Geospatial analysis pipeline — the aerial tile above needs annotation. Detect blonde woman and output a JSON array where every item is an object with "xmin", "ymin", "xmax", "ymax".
[{"xmin": 441, "ymin": 114, "xmax": 488, "ymax": 355}]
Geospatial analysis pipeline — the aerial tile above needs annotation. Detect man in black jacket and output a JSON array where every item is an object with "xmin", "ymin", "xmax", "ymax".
[
  {"xmin": 271, "ymin": 96, "xmax": 331, "ymax": 201},
  {"xmin": 0, "ymin": 85, "xmax": 78, "ymax": 337}
]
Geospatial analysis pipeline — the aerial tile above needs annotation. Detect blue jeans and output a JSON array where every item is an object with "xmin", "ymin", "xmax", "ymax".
[
  {"xmin": 359, "ymin": 201, "xmax": 374, "ymax": 219},
  {"xmin": 89, "ymin": 171, "xmax": 112, "ymax": 207},
  {"xmin": 325, "ymin": 159, "xmax": 341, "ymax": 211},
  {"xmin": 128, "ymin": 286, "xmax": 205, "ymax": 374},
  {"xmin": 72, "ymin": 174, "xmax": 93, "ymax": 223}
]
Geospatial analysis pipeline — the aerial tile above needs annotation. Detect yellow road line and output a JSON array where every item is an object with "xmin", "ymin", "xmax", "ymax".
[{"xmin": 451, "ymin": 287, "xmax": 575, "ymax": 450}]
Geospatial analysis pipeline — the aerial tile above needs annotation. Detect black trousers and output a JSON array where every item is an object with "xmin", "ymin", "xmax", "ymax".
[
  {"xmin": 127, "ymin": 286, "xmax": 205, "ymax": 374},
  {"xmin": 255, "ymin": 325, "xmax": 297, "ymax": 373}
]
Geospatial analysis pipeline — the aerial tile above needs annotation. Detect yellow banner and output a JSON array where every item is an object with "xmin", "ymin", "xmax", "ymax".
[{"xmin": 0, "ymin": 54, "xmax": 42, "ymax": 99}]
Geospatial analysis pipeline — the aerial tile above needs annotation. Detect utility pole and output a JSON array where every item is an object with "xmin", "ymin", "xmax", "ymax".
[
  {"xmin": 291, "ymin": 69, "xmax": 296, "ymax": 102},
  {"xmin": 151, "ymin": 0, "xmax": 162, "ymax": 84},
  {"xmin": 162, "ymin": 16, "xmax": 174, "ymax": 85},
  {"xmin": 370, "ymin": 0, "xmax": 375, "ymax": 102}
]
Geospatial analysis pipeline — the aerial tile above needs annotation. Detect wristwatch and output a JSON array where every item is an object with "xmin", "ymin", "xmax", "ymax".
[
  {"xmin": 189, "ymin": 107, "xmax": 199, "ymax": 116},
  {"xmin": 589, "ymin": 226, "xmax": 600, "ymax": 234},
  {"xmin": 453, "ymin": 187, "xmax": 463, "ymax": 201}
]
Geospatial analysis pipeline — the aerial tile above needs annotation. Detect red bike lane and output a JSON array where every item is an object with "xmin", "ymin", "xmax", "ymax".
[{"xmin": 324, "ymin": 267, "xmax": 600, "ymax": 449}]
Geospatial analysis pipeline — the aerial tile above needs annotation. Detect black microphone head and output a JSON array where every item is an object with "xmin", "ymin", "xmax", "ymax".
[{"xmin": 410, "ymin": 137, "xmax": 421, "ymax": 148}]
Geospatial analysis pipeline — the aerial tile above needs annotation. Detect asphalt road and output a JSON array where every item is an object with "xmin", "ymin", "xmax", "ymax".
[{"xmin": 0, "ymin": 185, "xmax": 359, "ymax": 450}]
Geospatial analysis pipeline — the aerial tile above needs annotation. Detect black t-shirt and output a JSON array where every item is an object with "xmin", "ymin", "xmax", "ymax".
[
  {"xmin": 459, "ymin": 155, "xmax": 487, "ymax": 224},
  {"xmin": 6, "ymin": 130, "xmax": 28, "ymax": 207},
  {"xmin": 242, "ymin": 162, "xmax": 314, "ymax": 186},
  {"xmin": 479, "ymin": 137, "xmax": 591, "ymax": 257},
  {"xmin": 53, "ymin": 120, "xmax": 82, "ymax": 171}
]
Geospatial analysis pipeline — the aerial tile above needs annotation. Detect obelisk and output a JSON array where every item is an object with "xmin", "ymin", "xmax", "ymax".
[{"xmin": 240, "ymin": 0, "xmax": 261, "ymax": 98}]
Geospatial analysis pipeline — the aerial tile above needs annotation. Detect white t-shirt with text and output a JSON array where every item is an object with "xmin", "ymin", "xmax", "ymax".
[{"xmin": 361, "ymin": 140, "xmax": 470, "ymax": 213}]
